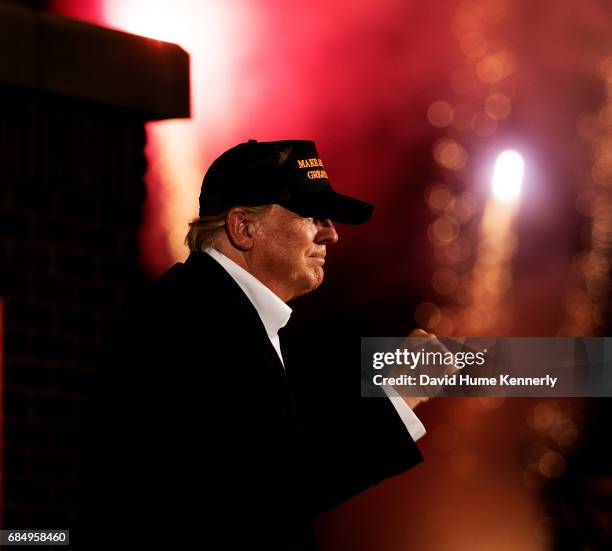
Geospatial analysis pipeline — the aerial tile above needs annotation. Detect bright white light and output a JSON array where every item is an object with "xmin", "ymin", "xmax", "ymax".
[{"xmin": 492, "ymin": 150, "xmax": 524, "ymax": 201}]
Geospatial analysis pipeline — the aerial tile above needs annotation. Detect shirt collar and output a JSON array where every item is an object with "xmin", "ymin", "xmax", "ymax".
[{"xmin": 204, "ymin": 247, "xmax": 292, "ymax": 337}]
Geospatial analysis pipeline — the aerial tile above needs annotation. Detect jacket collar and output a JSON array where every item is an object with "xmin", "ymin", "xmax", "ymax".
[
  {"xmin": 183, "ymin": 251, "xmax": 288, "ymax": 373},
  {"xmin": 203, "ymin": 247, "xmax": 292, "ymax": 339}
]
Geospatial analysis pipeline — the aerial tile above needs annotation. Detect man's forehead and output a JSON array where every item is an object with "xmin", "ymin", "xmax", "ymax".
[
  {"xmin": 268, "ymin": 204, "xmax": 304, "ymax": 220},
  {"xmin": 253, "ymin": 205, "xmax": 319, "ymax": 229}
]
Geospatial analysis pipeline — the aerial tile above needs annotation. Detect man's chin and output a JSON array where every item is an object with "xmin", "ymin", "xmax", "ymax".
[
  {"xmin": 290, "ymin": 271, "xmax": 324, "ymax": 300},
  {"xmin": 312, "ymin": 267, "xmax": 324, "ymax": 288}
]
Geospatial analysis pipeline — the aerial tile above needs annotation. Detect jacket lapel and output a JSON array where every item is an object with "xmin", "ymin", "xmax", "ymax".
[{"xmin": 184, "ymin": 252, "xmax": 289, "ymax": 378}]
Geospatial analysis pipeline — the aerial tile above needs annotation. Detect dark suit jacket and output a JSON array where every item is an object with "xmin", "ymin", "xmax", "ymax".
[{"xmin": 76, "ymin": 251, "xmax": 422, "ymax": 549}]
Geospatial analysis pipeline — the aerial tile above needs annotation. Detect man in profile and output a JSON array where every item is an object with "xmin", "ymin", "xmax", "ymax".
[{"xmin": 80, "ymin": 139, "xmax": 426, "ymax": 549}]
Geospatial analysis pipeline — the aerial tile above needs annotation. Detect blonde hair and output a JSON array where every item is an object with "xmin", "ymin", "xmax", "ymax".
[{"xmin": 185, "ymin": 205, "xmax": 272, "ymax": 252}]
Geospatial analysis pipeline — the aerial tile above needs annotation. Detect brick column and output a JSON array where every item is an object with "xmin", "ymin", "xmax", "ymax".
[{"xmin": 0, "ymin": 3, "xmax": 189, "ymax": 530}]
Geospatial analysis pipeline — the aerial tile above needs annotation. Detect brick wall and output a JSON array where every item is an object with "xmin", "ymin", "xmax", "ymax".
[{"xmin": 0, "ymin": 84, "xmax": 147, "ymax": 530}]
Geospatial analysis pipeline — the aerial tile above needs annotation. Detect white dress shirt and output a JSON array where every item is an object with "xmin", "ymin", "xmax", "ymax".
[{"xmin": 204, "ymin": 247, "xmax": 425, "ymax": 442}]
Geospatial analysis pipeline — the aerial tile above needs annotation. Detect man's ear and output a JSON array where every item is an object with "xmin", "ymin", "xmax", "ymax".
[{"xmin": 225, "ymin": 208, "xmax": 255, "ymax": 251}]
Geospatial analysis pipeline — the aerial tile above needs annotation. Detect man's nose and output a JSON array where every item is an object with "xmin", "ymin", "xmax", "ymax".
[{"xmin": 315, "ymin": 219, "xmax": 339, "ymax": 245}]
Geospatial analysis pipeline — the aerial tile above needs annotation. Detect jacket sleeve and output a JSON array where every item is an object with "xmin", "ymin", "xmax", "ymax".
[{"xmin": 282, "ymin": 330, "xmax": 423, "ymax": 515}]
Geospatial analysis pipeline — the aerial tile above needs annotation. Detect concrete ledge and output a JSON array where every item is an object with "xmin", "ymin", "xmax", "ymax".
[{"xmin": 0, "ymin": 3, "xmax": 190, "ymax": 120}]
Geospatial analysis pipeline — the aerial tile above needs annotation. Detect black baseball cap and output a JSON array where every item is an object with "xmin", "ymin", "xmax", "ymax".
[{"xmin": 198, "ymin": 139, "xmax": 374, "ymax": 224}]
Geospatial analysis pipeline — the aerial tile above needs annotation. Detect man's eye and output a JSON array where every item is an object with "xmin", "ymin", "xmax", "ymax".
[{"xmin": 304, "ymin": 217, "xmax": 314, "ymax": 223}]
